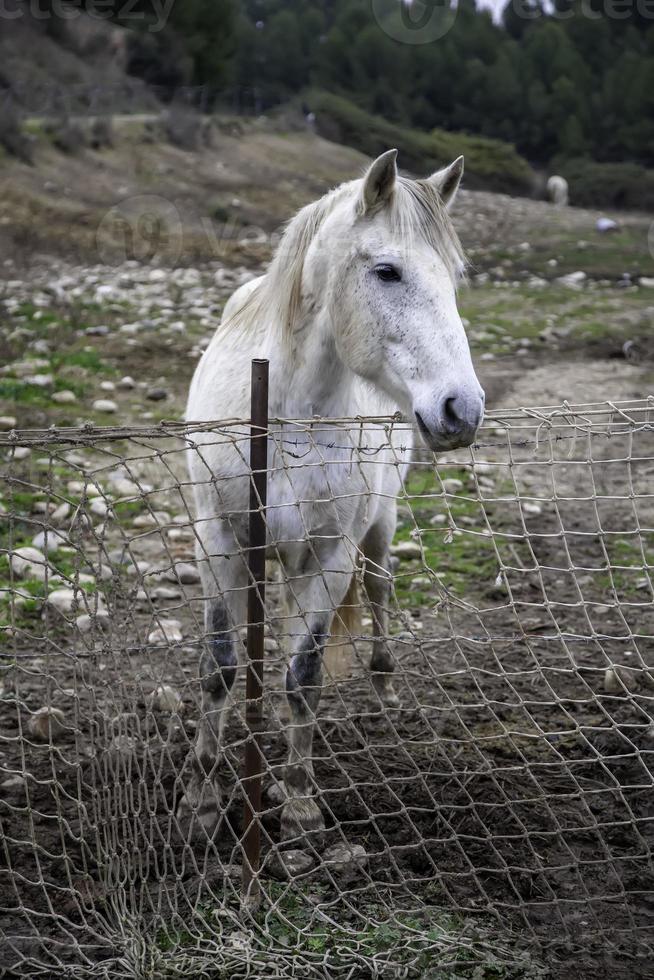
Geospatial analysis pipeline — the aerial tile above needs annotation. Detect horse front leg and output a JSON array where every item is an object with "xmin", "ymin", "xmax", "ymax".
[
  {"xmin": 176, "ymin": 524, "xmax": 247, "ymax": 839},
  {"xmin": 280, "ymin": 546, "xmax": 354, "ymax": 848},
  {"xmin": 362, "ymin": 512, "xmax": 399, "ymax": 708}
]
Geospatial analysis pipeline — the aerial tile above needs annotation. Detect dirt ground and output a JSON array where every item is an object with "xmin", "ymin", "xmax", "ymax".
[{"xmin": 1, "ymin": 123, "xmax": 654, "ymax": 978}]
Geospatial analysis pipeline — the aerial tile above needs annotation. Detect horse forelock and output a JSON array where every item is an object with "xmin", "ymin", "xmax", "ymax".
[
  {"xmin": 219, "ymin": 172, "xmax": 464, "ymax": 347},
  {"xmin": 393, "ymin": 177, "xmax": 465, "ymax": 278}
]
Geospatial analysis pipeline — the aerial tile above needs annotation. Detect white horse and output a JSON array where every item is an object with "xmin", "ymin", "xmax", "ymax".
[
  {"xmin": 181, "ymin": 149, "xmax": 484, "ymax": 848},
  {"xmin": 547, "ymin": 175, "xmax": 569, "ymax": 207}
]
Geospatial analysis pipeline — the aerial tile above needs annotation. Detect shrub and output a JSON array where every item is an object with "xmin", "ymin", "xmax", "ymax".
[
  {"xmin": 554, "ymin": 158, "xmax": 654, "ymax": 212},
  {"xmin": 306, "ymin": 91, "xmax": 535, "ymax": 196},
  {"xmin": 49, "ymin": 118, "xmax": 87, "ymax": 155},
  {"xmin": 0, "ymin": 102, "xmax": 33, "ymax": 164},
  {"xmin": 90, "ymin": 116, "xmax": 114, "ymax": 151},
  {"xmin": 164, "ymin": 105, "xmax": 210, "ymax": 151}
]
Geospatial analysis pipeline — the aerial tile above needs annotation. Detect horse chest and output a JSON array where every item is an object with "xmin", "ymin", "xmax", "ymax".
[{"xmin": 264, "ymin": 451, "xmax": 393, "ymax": 553}]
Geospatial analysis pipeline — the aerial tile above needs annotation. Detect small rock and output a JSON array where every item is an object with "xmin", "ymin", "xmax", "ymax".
[
  {"xmin": 52, "ymin": 390, "xmax": 77, "ymax": 404},
  {"xmin": 46, "ymin": 588, "xmax": 78, "ymax": 615},
  {"xmin": 28, "ymin": 706, "xmax": 67, "ymax": 742},
  {"xmin": 111, "ymin": 477, "xmax": 141, "ymax": 497},
  {"xmin": 133, "ymin": 511, "xmax": 170, "ymax": 528},
  {"xmin": 10, "ymin": 547, "xmax": 48, "ymax": 579},
  {"xmin": 167, "ymin": 527, "xmax": 193, "ymax": 541},
  {"xmin": 145, "ymin": 387, "xmax": 168, "ymax": 402},
  {"xmin": 269, "ymin": 848, "xmax": 315, "ymax": 879},
  {"xmin": 390, "ymin": 541, "xmax": 421, "ymax": 560},
  {"xmin": 556, "ymin": 271, "xmax": 586, "ymax": 289},
  {"xmin": 623, "ymin": 340, "xmax": 641, "ymax": 363},
  {"xmin": 596, "ymin": 217, "xmax": 619, "ymax": 233},
  {"xmin": 117, "ymin": 376, "xmax": 136, "ymax": 389},
  {"xmin": 75, "ymin": 611, "xmax": 111, "ymax": 634},
  {"xmin": 148, "ymin": 619, "xmax": 183, "ymax": 644},
  {"xmin": 51, "ymin": 502, "xmax": 72, "ymax": 525},
  {"xmin": 8, "ymin": 446, "xmax": 31, "ymax": 461},
  {"xmin": 100, "ymin": 381, "xmax": 115, "ymax": 392},
  {"xmin": 25, "ymin": 373, "xmax": 53, "ymax": 387},
  {"xmin": 442, "ymin": 478, "xmax": 463, "ymax": 493},
  {"xmin": 522, "ymin": 502, "xmax": 542, "ymax": 516},
  {"xmin": 640, "ymin": 277, "xmax": 654, "ymax": 289},
  {"xmin": 31, "ymin": 529, "xmax": 68, "ymax": 554},
  {"xmin": 92, "ymin": 399, "xmax": 117, "ymax": 413},
  {"xmin": 90, "ymin": 498, "xmax": 110, "ymax": 518},
  {"xmin": 165, "ymin": 563, "xmax": 201, "ymax": 585},
  {"xmin": 0, "ymin": 416, "xmax": 17, "ymax": 430},
  {"xmin": 149, "ymin": 684, "xmax": 183, "ymax": 713},
  {"xmin": 126, "ymin": 560, "xmax": 151, "ymax": 577},
  {"xmin": 85, "ymin": 325, "xmax": 109, "ymax": 337},
  {"xmin": 604, "ymin": 666, "xmax": 635, "ymax": 694},
  {"xmin": 429, "ymin": 514, "xmax": 446, "ymax": 525},
  {"xmin": 152, "ymin": 585, "xmax": 182, "ymax": 600},
  {"xmin": 322, "ymin": 843, "xmax": 368, "ymax": 874},
  {"xmin": 1, "ymin": 774, "xmax": 27, "ymax": 792}
]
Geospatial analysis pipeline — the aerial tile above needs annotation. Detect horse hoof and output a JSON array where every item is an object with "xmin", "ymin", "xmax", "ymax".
[
  {"xmin": 372, "ymin": 678, "xmax": 400, "ymax": 710},
  {"xmin": 175, "ymin": 777, "xmax": 223, "ymax": 839},
  {"xmin": 265, "ymin": 779, "xmax": 287, "ymax": 808},
  {"xmin": 269, "ymin": 848, "xmax": 315, "ymax": 880},
  {"xmin": 281, "ymin": 796, "xmax": 325, "ymax": 849}
]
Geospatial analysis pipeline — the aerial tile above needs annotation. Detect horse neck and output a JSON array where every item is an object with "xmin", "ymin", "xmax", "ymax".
[{"xmin": 271, "ymin": 306, "xmax": 357, "ymax": 419}]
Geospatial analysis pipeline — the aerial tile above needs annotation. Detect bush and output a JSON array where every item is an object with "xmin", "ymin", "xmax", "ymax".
[
  {"xmin": 90, "ymin": 116, "xmax": 114, "ymax": 151},
  {"xmin": 164, "ymin": 105, "xmax": 212, "ymax": 151},
  {"xmin": 555, "ymin": 158, "xmax": 654, "ymax": 212},
  {"xmin": 49, "ymin": 118, "xmax": 87, "ymax": 155},
  {"xmin": 0, "ymin": 102, "xmax": 33, "ymax": 164},
  {"xmin": 306, "ymin": 91, "xmax": 535, "ymax": 196}
]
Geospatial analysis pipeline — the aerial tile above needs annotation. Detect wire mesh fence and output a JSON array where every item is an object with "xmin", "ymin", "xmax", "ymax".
[{"xmin": 1, "ymin": 398, "xmax": 654, "ymax": 978}]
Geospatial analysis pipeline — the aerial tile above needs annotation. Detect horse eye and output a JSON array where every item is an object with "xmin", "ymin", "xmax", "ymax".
[{"xmin": 374, "ymin": 264, "xmax": 402, "ymax": 283}]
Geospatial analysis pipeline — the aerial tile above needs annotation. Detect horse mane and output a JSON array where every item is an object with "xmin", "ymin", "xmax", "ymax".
[{"xmin": 220, "ymin": 172, "xmax": 465, "ymax": 346}]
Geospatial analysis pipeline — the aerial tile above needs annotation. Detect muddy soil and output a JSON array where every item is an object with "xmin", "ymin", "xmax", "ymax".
[{"xmin": 2, "ymin": 396, "xmax": 653, "ymax": 980}]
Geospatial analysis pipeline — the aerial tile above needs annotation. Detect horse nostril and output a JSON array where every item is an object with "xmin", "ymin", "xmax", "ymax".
[{"xmin": 443, "ymin": 397, "xmax": 463, "ymax": 434}]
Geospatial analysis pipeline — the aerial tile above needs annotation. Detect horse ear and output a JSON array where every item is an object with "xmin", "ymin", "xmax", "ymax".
[
  {"xmin": 429, "ymin": 156, "xmax": 464, "ymax": 208},
  {"xmin": 361, "ymin": 149, "xmax": 398, "ymax": 212}
]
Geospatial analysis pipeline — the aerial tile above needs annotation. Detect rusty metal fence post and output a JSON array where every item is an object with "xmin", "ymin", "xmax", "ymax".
[{"xmin": 241, "ymin": 358, "xmax": 269, "ymax": 907}]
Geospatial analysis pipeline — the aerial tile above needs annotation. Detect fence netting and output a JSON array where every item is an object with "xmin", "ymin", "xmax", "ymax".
[{"xmin": 1, "ymin": 399, "xmax": 653, "ymax": 978}]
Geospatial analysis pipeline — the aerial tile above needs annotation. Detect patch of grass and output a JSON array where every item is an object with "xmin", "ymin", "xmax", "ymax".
[
  {"xmin": 151, "ymin": 882, "xmax": 541, "ymax": 978},
  {"xmin": 52, "ymin": 349, "xmax": 110, "ymax": 374},
  {"xmin": 459, "ymin": 281, "xmax": 653, "ymax": 357},
  {"xmin": 393, "ymin": 465, "xmax": 500, "ymax": 605}
]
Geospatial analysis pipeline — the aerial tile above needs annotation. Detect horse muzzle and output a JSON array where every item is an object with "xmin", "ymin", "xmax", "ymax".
[{"xmin": 414, "ymin": 388, "xmax": 485, "ymax": 453}]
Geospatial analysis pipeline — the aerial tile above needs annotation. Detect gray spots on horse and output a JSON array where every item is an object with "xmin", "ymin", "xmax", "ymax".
[
  {"xmin": 286, "ymin": 620, "xmax": 328, "ymax": 714},
  {"xmin": 200, "ymin": 601, "xmax": 237, "ymax": 695}
]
